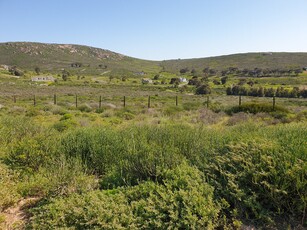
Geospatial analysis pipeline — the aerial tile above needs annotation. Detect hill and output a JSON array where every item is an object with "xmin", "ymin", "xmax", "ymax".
[
  {"xmin": 0, "ymin": 42, "xmax": 161, "ymax": 75},
  {"xmin": 161, "ymin": 52, "xmax": 307, "ymax": 73},
  {"xmin": 1, "ymin": 42, "xmax": 307, "ymax": 75}
]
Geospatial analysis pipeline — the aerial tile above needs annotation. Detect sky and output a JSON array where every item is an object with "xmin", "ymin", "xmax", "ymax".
[{"xmin": 0, "ymin": 0, "xmax": 307, "ymax": 60}]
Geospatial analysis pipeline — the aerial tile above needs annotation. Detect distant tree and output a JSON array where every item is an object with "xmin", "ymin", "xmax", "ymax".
[
  {"xmin": 191, "ymin": 68, "xmax": 197, "ymax": 76},
  {"xmin": 264, "ymin": 88, "xmax": 275, "ymax": 97},
  {"xmin": 170, "ymin": 78, "xmax": 180, "ymax": 85},
  {"xmin": 188, "ymin": 76, "xmax": 201, "ymax": 86},
  {"xmin": 289, "ymin": 87, "xmax": 300, "ymax": 98},
  {"xmin": 221, "ymin": 76, "xmax": 228, "ymax": 85},
  {"xmin": 300, "ymin": 89, "xmax": 307, "ymax": 98},
  {"xmin": 180, "ymin": 68, "xmax": 189, "ymax": 74},
  {"xmin": 98, "ymin": 64, "xmax": 107, "ymax": 69},
  {"xmin": 257, "ymin": 87, "xmax": 264, "ymax": 97},
  {"xmin": 71, "ymin": 62, "xmax": 82, "ymax": 68},
  {"xmin": 153, "ymin": 74, "xmax": 160, "ymax": 80},
  {"xmin": 213, "ymin": 79, "xmax": 220, "ymax": 85},
  {"xmin": 238, "ymin": 79, "xmax": 246, "ymax": 85},
  {"xmin": 247, "ymin": 80, "xmax": 254, "ymax": 87},
  {"xmin": 195, "ymin": 84, "xmax": 211, "ymax": 95},
  {"xmin": 35, "ymin": 67, "xmax": 40, "ymax": 74},
  {"xmin": 62, "ymin": 69, "xmax": 70, "ymax": 81},
  {"xmin": 9, "ymin": 66, "xmax": 24, "ymax": 76}
]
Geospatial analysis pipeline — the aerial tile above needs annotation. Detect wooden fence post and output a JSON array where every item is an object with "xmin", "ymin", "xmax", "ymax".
[
  {"xmin": 99, "ymin": 96, "xmax": 102, "ymax": 109},
  {"xmin": 148, "ymin": 96, "xmax": 151, "ymax": 108},
  {"xmin": 273, "ymin": 96, "xmax": 276, "ymax": 111},
  {"xmin": 239, "ymin": 95, "xmax": 242, "ymax": 106},
  {"xmin": 75, "ymin": 94, "xmax": 78, "ymax": 108},
  {"xmin": 123, "ymin": 96, "xmax": 126, "ymax": 108},
  {"xmin": 33, "ymin": 95, "xmax": 36, "ymax": 106},
  {"xmin": 13, "ymin": 96, "xmax": 16, "ymax": 103},
  {"xmin": 176, "ymin": 96, "xmax": 178, "ymax": 106},
  {"xmin": 54, "ymin": 94, "xmax": 57, "ymax": 105}
]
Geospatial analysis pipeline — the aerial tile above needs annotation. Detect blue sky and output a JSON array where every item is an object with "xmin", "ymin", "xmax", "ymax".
[{"xmin": 0, "ymin": 0, "xmax": 307, "ymax": 60}]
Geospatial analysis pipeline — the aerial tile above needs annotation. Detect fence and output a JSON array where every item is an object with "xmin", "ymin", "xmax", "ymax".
[{"xmin": 0, "ymin": 93, "xmax": 300, "ymax": 112}]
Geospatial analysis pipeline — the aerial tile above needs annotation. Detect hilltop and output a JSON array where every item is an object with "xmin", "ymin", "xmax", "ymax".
[{"xmin": 1, "ymin": 42, "xmax": 307, "ymax": 75}]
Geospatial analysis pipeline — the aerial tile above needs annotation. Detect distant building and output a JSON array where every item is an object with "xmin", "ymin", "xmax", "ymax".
[
  {"xmin": 303, "ymin": 67, "xmax": 307, "ymax": 71},
  {"xmin": 31, "ymin": 76, "xmax": 55, "ymax": 82},
  {"xmin": 135, "ymin": 71, "xmax": 146, "ymax": 76},
  {"xmin": 141, "ymin": 78, "xmax": 153, "ymax": 84},
  {"xmin": 179, "ymin": 77, "xmax": 188, "ymax": 83}
]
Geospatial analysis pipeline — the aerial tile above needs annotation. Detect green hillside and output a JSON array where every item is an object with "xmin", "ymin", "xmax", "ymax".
[
  {"xmin": 161, "ymin": 52, "xmax": 307, "ymax": 73},
  {"xmin": 0, "ymin": 42, "xmax": 161, "ymax": 75},
  {"xmin": 1, "ymin": 42, "xmax": 307, "ymax": 76}
]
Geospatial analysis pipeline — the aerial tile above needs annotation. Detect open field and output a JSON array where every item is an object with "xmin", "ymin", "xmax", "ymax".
[{"xmin": 0, "ymin": 45, "xmax": 307, "ymax": 229}]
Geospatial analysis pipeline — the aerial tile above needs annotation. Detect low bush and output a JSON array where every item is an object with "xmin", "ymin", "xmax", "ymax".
[
  {"xmin": 204, "ymin": 138, "xmax": 307, "ymax": 224},
  {"xmin": 29, "ymin": 163, "xmax": 221, "ymax": 229},
  {"xmin": 18, "ymin": 155, "xmax": 98, "ymax": 197},
  {"xmin": 226, "ymin": 102, "xmax": 289, "ymax": 115},
  {"xmin": 0, "ymin": 163, "xmax": 20, "ymax": 211}
]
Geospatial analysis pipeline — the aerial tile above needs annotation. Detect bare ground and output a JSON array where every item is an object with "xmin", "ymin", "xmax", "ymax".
[{"xmin": 1, "ymin": 197, "xmax": 40, "ymax": 230}]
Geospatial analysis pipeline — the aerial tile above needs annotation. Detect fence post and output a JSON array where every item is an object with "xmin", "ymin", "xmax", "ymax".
[
  {"xmin": 273, "ymin": 96, "xmax": 275, "ymax": 111},
  {"xmin": 123, "ymin": 96, "xmax": 126, "ymax": 108},
  {"xmin": 33, "ymin": 95, "xmax": 36, "ymax": 106},
  {"xmin": 54, "ymin": 94, "xmax": 57, "ymax": 105},
  {"xmin": 75, "ymin": 94, "xmax": 78, "ymax": 108},
  {"xmin": 176, "ymin": 95, "xmax": 178, "ymax": 106},
  {"xmin": 148, "ymin": 96, "xmax": 151, "ymax": 108},
  {"xmin": 206, "ymin": 96, "xmax": 209, "ymax": 108},
  {"xmin": 239, "ymin": 95, "xmax": 242, "ymax": 107},
  {"xmin": 99, "ymin": 96, "xmax": 102, "ymax": 109},
  {"xmin": 13, "ymin": 96, "xmax": 16, "ymax": 103}
]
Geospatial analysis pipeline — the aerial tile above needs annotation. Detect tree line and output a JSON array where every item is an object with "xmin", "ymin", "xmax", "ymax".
[
  {"xmin": 226, "ymin": 85, "xmax": 307, "ymax": 98},
  {"xmin": 180, "ymin": 66, "xmax": 303, "ymax": 77}
]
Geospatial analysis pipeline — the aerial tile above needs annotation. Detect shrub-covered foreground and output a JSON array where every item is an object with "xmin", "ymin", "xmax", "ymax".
[
  {"xmin": 30, "ymin": 163, "xmax": 220, "ymax": 229},
  {"xmin": 0, "ymin": 115, "xmax": 306, "ymax": 229}
]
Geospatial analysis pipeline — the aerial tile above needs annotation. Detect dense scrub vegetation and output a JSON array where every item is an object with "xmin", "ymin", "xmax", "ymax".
[
  {"xmin": 0, "ymin": 109, "xmax": 306, "ymax": 228},
  {"xmin": 0, "ymin": 57, "xmax": 306, "ymax": 228}
]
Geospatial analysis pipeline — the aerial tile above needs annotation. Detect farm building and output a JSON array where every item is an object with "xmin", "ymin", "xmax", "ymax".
[
  {"xmin": 141, "ymin": 78, "xmax": 153, "ymax": 84},
  {"xmin": 179, "ymin": 77, "xmax": 188, "ymax": 83},
  {"xmin": 31, "ymin": 76, "xmax": 55, "ymax": 82}
]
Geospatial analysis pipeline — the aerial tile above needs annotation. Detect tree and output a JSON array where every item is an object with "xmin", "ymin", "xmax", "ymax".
[
  {"xmin": 188, "ymin": 76, "xmax": 201, "ymax": 86},
  {"xmin": 62, "ymin": 69, "xmax": 70, "ymax": 81},
  {"xmin": 180, "ymin": 68, "xmax": 189, "ymax": 74},
  {"xmin": 35, "ymin": 67, "xmax": 40, "ymax": 74},
  {"xmin": 195, "ymin": 84, "xmax": 211, "ymax": 95},
  {"xmin": 169, "ymin": 78, "xmax": 180, "ymax": 87},
  {"xmin": 221, "ymin": 76, "xmax": 228, "ymax": 85},
  {"xmin": 9, "ymin": 66, "xmax": 24, "ymax": 76}
]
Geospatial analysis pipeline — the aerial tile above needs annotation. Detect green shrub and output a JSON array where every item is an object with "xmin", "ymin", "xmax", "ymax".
[
  {"xmin": 115, "ymin": 108, "xmax": 136, "ymax": 120},
  {"xmin": 0, "ymin": 163, "xmax": 20, "ymax": 211},
  {"xmin": 163, "ymin": 105, "xmax": 184, "ymax": 116},
  {"xmin": 59, "ymin": 113, "xmax": 73, "ymax": 121},
  {"xmin": 227, "ymin": 102, "xmax": 289, "ymax": 115},
  {"xmin": 29, "ymin": 164, "xmax": 220, "ymax": 229},
  {"xmin": 6, "ymin": 129, "xmax": 58, "ymax": 172},
  {"xmin": 204, "ymin": 138, "xmax": 307, "ymax": 223},
  {"xmin": 18, "ymin": 155, "xmax": 98, "ymax": 197},
  {"xmin": 78, "ymin": 103, "xmax": 92, "ymax": 112},
  {"xmin": 53, "ymin": 119, "xmax": 78, "ymax": 132},
  {"xmin": 182, "ymin": 102, "xmax": 200, "ymax": 111}
]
